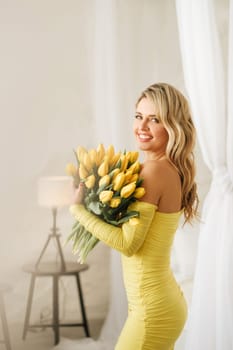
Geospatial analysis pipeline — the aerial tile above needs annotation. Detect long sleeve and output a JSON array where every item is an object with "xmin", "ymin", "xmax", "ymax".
[{"xmin": 69, "ymin": 201, "xmax": 156, "ymax": 257}]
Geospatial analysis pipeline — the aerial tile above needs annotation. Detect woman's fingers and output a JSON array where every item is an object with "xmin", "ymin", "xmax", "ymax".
[
  {"xmin": 72, "ymin": 182, "xmax": 85, "ymax": 204},
  {"xmin": 72, "ymin": 168, "xmax": 80, "ymax": 188}
]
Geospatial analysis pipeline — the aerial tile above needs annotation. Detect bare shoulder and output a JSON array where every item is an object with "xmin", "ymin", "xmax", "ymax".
[
  {"xmin": 140, "ymin": 160, "xmax": 167, "ymax": 185},
  {"xmin": 140, "ymin": 160, "xmax": 182, "ymax": 212}
]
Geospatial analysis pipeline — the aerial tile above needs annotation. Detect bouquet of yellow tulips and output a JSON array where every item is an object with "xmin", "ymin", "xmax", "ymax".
[{"xmin": 65, "ymin": 144, "xmax": 145, "ymax": 263}]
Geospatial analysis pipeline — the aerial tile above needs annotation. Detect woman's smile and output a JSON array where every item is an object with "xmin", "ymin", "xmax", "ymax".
[{"xmin": 136, "ymin": 132, "xmax": 153, "ymax": 142}]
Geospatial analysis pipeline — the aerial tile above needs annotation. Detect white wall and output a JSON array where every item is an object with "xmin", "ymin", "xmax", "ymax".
[
  {"xmin": 0, "ymin": 0, "xmax": 93, "ymax": 266},
  {"xmin": 0, "ymin": 0, "xmax": 111, "ymax": 324}
]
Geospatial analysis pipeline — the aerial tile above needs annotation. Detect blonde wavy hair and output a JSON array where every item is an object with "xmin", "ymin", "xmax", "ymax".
[{"xmin": 136, "ymin": 83, "xmax": 199, "ymax": 223}]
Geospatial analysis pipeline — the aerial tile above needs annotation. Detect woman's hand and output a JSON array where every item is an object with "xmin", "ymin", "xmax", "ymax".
[
  {"xmin": 72, "ymin": 182, "xmax": 85, "ymax": 205},
  {"xmin": 73, "ymin": 169, "xmax": 80, "ymax": 188}
]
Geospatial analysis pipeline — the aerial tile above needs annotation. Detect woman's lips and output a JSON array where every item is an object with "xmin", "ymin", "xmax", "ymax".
[{"xmin": 137, "ymin": 133, "xmax": 152, "ymax": 142}]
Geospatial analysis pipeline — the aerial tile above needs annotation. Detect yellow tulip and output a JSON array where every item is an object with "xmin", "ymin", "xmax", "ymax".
[
  {"xmin": 83, "ymin": 153, "xmax": 93, "ymax": 172},
  {"xmin": 110, "ymin": 197, "xmax": 121, "ymax": 208},
  {"xmin": 76, "ymin": 146, "xmax": 87, "ymax": 163},
  {"xmin": 125, "ymin": 152, "xmax": 132, "ymax": 161},
  {"xmin": 96, "ymin": 143, "xmax": 105, "ymax": 165},
  {"xmin": 124, "ymin": 170, "xmax": 133, "ymax": 184},
  {"xmin": 133, "ymin": 187, "xmax": 145, "ymax": 199},
  {"xmin": 85, "ymin": 175, "xmax": 96, "ymax": 189},
  {"xmin": 99, "ymin": 190, "xmax": 114, "ymax": 203},
  {"xmin": 99, "ymin": 174, "xmax": 111, "ymax": 188},
  {"xmin": 128, "ymin": 161, "xmax": 140, "ymax": 174},
  {"xmin": 110, "ymin": 168, "xmax": 120, "ymax": 180},
  {"xmin": 120, "ymin": 182, "xmax": 136, "ymax": 198},
  {"xmin": 79, "ymin": 164, "xmax": 89, "ymax": 179},
  {"xmin": 129, "ymin": 217, "xmax": 140, "ymax": 225},
  {"xmin": 97, "ymin": 143, "xmax": 105, "ymax": 156},
  {"xmin": 110, "ymin": 152, "xmax": 121, "ymax": 166},
  {"xmin": 130, "ymin": 173, "xmax": 139, "ymax": 183},
  {"xmin": 106, "ymin": 144, "xmax": 115, "ymax": 159},
  {"xmin": 120, "ymin": 155, "xmax": 129, "ymax": 172},
  {"xmin": 65, "ymin": 163, "xmax": 77, "ymax": 176},
  {"xmin": 113, "ymin": 172, "xmax": 125, "ymax": 191},
  {"xmin": 89, "ymin": 149, "xmax": 97, "ymax": 164},
  {"xmin": 95, "ymin": 154, "xmax": 102, "ymax": 166},
  {"xmin": 129, "ymin": 151, "xmax": 139, "ymax": 163},
  {"xmin": 103, "ymin": 154, "xmax": 110, "ymax": 165},
  {"xmin": 98, "ymin": 161, "xmax": 109, "ymax": 177}
]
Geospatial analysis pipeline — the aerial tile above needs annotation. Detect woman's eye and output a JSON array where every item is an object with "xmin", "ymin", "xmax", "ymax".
[
  {"xmin": 135, "ymin": 114, "xmax": 142, "ymax": 120},
  {"xmin": 151, "ymin": 117, "xmax": 159, "ymax": 123}
]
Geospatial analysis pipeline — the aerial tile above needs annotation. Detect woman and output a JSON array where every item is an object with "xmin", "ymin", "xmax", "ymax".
[{"xmin": 70, "ymin": 83, "xmax": 199, "ymax": 350}]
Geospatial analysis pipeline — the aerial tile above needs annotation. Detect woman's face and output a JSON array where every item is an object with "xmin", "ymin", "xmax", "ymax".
[{"xmin": 133, "ymin": 97, "xmax": 169, "ymax": 157}]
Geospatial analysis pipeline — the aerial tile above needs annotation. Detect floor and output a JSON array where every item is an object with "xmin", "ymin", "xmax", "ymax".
[
  {"xmin": 1, "ymin": 320, "xmax": 188, "ymax": 350},
  {"xmin": 1, "ymin": 324, "xmax": 188, "ymax": 350},
  {"xmin": 3, "ymin": 318, "xmax": 104, "ymax": 350}
]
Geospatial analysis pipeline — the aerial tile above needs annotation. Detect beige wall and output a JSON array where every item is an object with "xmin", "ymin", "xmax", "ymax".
[{"xmin": 0, "ymin": 0, "xmax": 111, "ymax": 324}]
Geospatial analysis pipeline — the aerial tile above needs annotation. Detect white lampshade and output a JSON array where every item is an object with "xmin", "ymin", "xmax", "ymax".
[{"xmin": 38, "ymin": 176, "xmax": 73, "ymax": 208}]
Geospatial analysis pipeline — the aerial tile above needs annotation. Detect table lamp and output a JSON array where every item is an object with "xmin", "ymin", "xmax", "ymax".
[{"xmin": 36, "ymin": 176, "xmax": 73, "ymax": 271}]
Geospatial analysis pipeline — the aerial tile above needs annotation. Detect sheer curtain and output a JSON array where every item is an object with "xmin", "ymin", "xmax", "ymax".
[
  {"xmin": 176, "ymin": 0, "xmax": 233, "ymax": 348},
  {"xmin": 55, "ymin": 1, "xmax": 127, "ymax": 349}
]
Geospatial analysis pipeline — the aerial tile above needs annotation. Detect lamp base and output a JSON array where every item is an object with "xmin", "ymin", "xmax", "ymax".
[
  {"xmin": 35, "ymin": 233, "xmax": 66, "ymax": 272},
  {"xmin": 35, "ymin": 208, "xmax": 66, "ymax": 271}
]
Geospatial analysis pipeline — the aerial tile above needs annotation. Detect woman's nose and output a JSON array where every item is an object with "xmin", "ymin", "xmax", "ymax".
[{"xmin": 139, "ymin": 119, "xmax": 149, "ymax": 130}]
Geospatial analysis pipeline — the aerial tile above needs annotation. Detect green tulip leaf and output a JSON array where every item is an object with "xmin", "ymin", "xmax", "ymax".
[{"xmin": 88, "ymin": 201, "xmax": 102, "ymax": 215}]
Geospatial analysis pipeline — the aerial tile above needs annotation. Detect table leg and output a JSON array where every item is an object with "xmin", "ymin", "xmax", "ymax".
[
  {"xmin": 0, "ymin": 293, "xmax": 12, "ymax": 350},
  {"xmin": 76, "ymin": 274, "xmax": 90, "ymax": 337},
  {"xmin": 53, "ymin": 275, "xmax": 59, "ymax": 345},
  {"xmin": 22, "ymin": 275, "xmax": 36, "ymax": 340}
]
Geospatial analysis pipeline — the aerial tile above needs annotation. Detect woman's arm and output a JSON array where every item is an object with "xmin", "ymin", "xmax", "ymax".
[{"xmin": 70, "ymin": 201, "xmax": 156, "ymax": 256}]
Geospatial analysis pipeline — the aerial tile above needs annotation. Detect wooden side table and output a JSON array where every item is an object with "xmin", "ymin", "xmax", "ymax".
[
  {"xmin": 0, "ymin": 284, "xmax": 12, "ymax": 350},
  {"xmin": 22, "ymin": 262, "xmax": 90, "ymax": 345}
]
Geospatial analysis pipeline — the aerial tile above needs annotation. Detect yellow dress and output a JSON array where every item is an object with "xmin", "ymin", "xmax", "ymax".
[{"xmin": 70, "ymin": 201, "xmax": 187, "ymax": 350}]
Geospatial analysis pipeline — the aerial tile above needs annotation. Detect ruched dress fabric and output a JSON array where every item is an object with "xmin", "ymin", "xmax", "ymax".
[{"xmin": 70, "ymin": 201, "xmax": 187, "ymax": 350}]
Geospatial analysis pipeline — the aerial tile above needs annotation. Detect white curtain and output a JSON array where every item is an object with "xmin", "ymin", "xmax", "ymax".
[
  {"xmin": 176, "ymin": 0, "xmax": 233, "ymax": 349},
  {"xmin": 55, "ymin": 1, "xmax": 127, "ymax": 349}
]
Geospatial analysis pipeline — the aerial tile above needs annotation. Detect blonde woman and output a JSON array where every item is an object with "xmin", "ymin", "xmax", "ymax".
[{"xmin": 71, "ymin": 83, "xmax": 199, "ymax": 350}]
